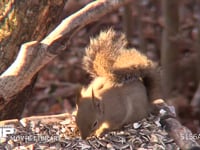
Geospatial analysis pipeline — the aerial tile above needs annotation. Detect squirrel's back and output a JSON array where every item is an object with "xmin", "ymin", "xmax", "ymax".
[{"xmin": 83, "ymin": 29, "xmax": 155, "ymax": 83}]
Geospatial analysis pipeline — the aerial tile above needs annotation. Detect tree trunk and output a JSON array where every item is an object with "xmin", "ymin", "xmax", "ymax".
[
  {"xmin": 137, "ymin": 0, "xmax": 146, "ymax": 53},
  {"xmin": 161, "ymin": 0, "xmax": 179, "ymax": 98},
  {"xmin": 0, "ymin": 0, "xmax": 67, "ymax": 120},
  {"xmin": 0, "ymin": 0, "xmax": 65, "ymax": 73},
  {"xmin": 122, "ymin": 4, "xmax": 133, "ymax": 44},
  {"xmin": 191, "ymin": 23, "xmax": 200, "ymax": 114}
]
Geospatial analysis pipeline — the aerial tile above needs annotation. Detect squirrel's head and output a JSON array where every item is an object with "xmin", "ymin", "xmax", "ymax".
[{"xmin": 75, "ymin": 88, "xmax": 104, "ymax": 139}]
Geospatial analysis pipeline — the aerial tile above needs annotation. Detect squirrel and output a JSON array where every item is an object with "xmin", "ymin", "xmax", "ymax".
[{"xmin": 75, "ymin": 29, "xmax": 162, "ymax": 139}]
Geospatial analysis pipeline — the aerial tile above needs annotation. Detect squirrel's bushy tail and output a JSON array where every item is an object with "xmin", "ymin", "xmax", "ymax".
[
  {"xmin": 83, "ymin": 28, "xmax": 155, "ymax": 82},
  {"xmin": 83, "ymin": 28, "xmax": 126, "ymax": 79}
]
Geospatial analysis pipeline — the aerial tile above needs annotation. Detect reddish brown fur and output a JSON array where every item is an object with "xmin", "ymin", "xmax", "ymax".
[{"xmin": 76, "ymin": 29, "xmax": 162, "ymax": 139}]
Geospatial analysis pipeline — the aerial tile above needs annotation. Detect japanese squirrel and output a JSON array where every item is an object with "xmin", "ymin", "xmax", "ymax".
[{"xmin": 75, "ymin": 29, "xmax": 161, "ymax": 139}]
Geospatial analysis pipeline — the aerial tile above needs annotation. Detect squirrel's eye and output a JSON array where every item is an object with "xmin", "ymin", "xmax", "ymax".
[{"xmin": 92, "ymin": 120, "xmax": 98, "ymax": 129}]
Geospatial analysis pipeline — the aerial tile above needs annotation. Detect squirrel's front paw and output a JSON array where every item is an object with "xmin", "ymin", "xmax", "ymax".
[{"xmin": 94, "ymin": 121, "xmax": 110, "ymax": 137}]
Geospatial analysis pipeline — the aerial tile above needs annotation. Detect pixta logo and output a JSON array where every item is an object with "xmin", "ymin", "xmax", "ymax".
[{"xmin": 0, "ymin": 125, "xmax": 15, "ymax": 137}]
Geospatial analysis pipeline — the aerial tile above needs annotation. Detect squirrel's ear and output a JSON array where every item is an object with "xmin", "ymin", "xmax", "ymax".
[
  {"xmin": 75, "ymin": 85, "xmax": 82, "ymax": 105},
  {"xmin": 91, "ymin": 88, "xmax": 95, "ymax": 100},
  {"xmin": 91, "ymin": 89, "xmax": 104, "ymax": 114},
  {"xmin": 91, "ymin": 88, "xmax": 96, "ymax": 106}
]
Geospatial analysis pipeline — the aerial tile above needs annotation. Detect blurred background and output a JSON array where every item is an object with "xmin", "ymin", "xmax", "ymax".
[{"xmin": 0, "ymin": 0, "xmax": 199, "ymax": 135}]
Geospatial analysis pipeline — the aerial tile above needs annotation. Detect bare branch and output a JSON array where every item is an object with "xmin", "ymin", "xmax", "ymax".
[
  {"xmin": 0, "ymin": 0, "xmax": 131, "ymax": 115},
  {"xmin": 154, "ymin": 99, "xmax": 200, "ymax": 149}
]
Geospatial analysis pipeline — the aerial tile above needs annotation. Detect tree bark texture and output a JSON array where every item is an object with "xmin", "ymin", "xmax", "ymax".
[
  {"xmin": 0, "ymin": 0, "xmax": 65, "ymax": 73},
  {"xmin": 122, "ymin": 4, "xmax": 133, "ymax": 43},
  {"xmin": 191, "ymin": 23, "xmax": 200, "ymax": 113},
  {"xmin": 0, "ymin": 0, "xmax": 65, "ymax": 119},
  {"xmin": 161, "ymin": 0, "xmax": 179, "ymax": 98}
]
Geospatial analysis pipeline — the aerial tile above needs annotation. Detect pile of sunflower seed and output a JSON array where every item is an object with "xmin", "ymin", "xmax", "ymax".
[{"xmin": 0, "ymin": 113, "xmax": 179, "ymax": 150}]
